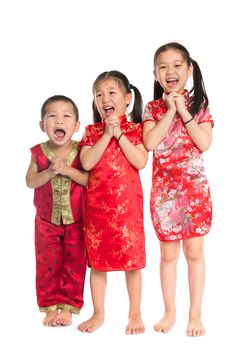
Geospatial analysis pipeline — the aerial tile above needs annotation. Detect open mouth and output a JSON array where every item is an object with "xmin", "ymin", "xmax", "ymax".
[
  {"xmin": 104, "ymin": 106, "xmax": 114, "ymax": 117},
  {"xmin": 166, "ymin": 78, "xmax": 178, "ymax": 86},
  {"xmin": 54, "ymin": 128, "xmax": 66, "ymax": 140}
]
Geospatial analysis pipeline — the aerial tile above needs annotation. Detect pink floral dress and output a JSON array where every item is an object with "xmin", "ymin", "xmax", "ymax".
[{"xmin": 143, "ymin": 92, "xmax": 214, "ymax": 241}]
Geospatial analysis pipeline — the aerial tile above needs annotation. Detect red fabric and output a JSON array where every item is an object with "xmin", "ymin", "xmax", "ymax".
[
  {"xmin": 80, "ymin": 116, "xmax": 146, "ymax": 271},
  {"xmin": 30, "ymin": 144, "xmax": 83, "ymax": 224},
  {"xmin": 35, "ymin": 216, "xmax": 86, "ymax": 309},
  {"xmin": 142, "ymin": 93, "xmax": 213, "ymax": 241}
]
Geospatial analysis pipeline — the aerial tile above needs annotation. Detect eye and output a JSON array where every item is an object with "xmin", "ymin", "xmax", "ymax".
[
  {"xmin": 96, "ymin": 93, "xmax": 102, "ymax": 98},
  {"xmin": 175, "ymin": 64, "xmax": 182, "ymax": 68},
  {"xmin": 158, "ymin": 65, "xmax": 166, "ymax": 70},
  {"xmin": 47, "ymin": 114, "xmax": 56, "ymax": 118},
  {"xmin": 64, "ymin": 114, "xmax": 71, "ymax": 118},
  {"xmin": 109, "ymin": 91, "xmax": 116, "ymax": 95}
]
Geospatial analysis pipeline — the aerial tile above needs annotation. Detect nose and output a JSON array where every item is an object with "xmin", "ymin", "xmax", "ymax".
[
  {"xmin": 102, "ymin": 93, "xmax": 110, "ymax": 103},
  {"xmin": 56, "ymin": 115, "xmax": 64, "ymax": 124},
  {"xmin": 167, "ymin": 65, "xmax": 174, "ymax": 74}
]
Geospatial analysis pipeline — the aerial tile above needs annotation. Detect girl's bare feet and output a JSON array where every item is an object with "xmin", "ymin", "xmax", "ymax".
[
  {"xmin": 186, "ymin": 313, "xmax": 205, "ymax": 336},
  {"xmin": 154, "ymin": 311, "xmax": 176, "ymax": 333},
  {"xmin": 52, "ymin": 310, "xmax": 72, "ymax": 326},
  {"xmin": 78, "ymin": 313, "xmax": 104, "ymax": 332},
  {"xmin": 42, "ymin": 310, "xmax": 58, "ymax": 326},
  {"xmin": 126, "ymin": 315, "xmax": 145, "ymax": 335}
]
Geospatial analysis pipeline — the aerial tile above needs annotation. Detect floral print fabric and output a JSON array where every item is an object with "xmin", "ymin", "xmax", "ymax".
[{"xmin": 143, "ymin": 92, "xmax": 213, "ymax": 241}]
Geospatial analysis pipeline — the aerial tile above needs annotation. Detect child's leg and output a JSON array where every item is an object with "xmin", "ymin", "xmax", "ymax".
[
  {"xmin": 35, "ymin": 216, "xmax": 63, "ymax": 326},
  {"xmin": 78, "ymin": 269, "xmax": 106, "ymax": 332},
  {"xmin": 155, "ymin": 240, "xmax": 180, "ymax": 333},
  {"xmin": 183, "ymin": 237, "xmax": 205, "ymax": 336},
  {"xmin": 125, "ymin": 270, "xmax": 145, "ymax": 335},
  {"xmin": 54, "ymin": 222, "xmax": 87, "ymax": 326}
]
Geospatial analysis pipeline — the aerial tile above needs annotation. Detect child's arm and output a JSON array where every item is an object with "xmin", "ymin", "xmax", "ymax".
[
  {"xmin": 143, "ymin": 94, "xmax": 176, "ymax": 151},
  {"xmin": 51, "ymin": 158, "xmax": 89, "ymax": 186},
  {"xmin": 143, "ymin": 109, "xmax": 175, "ymax": 151},
  {"xmin": 80, "ymin": 132, "xmax": 112, "ymax": 171},
  {"xmin": 26, "ymin": 157, "xmax": 53, "ymax": 189},
  {"xmin": 175, "ymin": 95, "xmax": 212, "ymax": 151},
  {"xmin": 181, "ymin": 111, "xmax": 212, "ymax": 151},
  {"xmin": 116, "ymin": 135, "xmax": 148, "ymax": 170}
]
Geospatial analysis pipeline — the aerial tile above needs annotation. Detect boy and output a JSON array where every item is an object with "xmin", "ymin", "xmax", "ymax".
[{"xmin": 26, "ymin": 95, "xmax": 88, "ymax": 326}]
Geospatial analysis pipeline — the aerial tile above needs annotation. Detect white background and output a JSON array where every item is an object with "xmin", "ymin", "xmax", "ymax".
[{"xmin": 0, "ymin": 0, "xmax": 232, "ymax": 349}]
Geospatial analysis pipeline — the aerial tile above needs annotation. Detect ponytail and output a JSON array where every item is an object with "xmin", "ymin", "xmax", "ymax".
[
  {"xmin": 189, "ymin": 59, "xmax": 209, "ymax": 115},
  {"xmin": 128, "ymin": 84, "xmax": 143, "ymax": 123}
]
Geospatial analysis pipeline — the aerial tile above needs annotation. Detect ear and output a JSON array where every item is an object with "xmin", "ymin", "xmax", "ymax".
[
  {"xmin": 125, "ymin": 92, "xmax": 132, "ymax": 106},
  {"xmin": 39, "ymin": 120, "xmax": 45, "ymax": 132},
  {"xmin": 188, "ymin": 64, "xmax": 193, "ymax": 78},
  {"xmin": 153, "ymin": 69, "xmax": 157, "ymax": 79},
  {"xmin": 75, "ymin": 121, "xmax": 80, "ymax": 132}
]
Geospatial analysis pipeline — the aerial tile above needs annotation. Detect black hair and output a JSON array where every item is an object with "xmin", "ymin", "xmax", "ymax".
[
  {"xmin": 153, "ymin": 42, "xmax": 209, "ymax": 115},
  {"xmin": 41, "ymin": 95, "xmax": 79, "ymax": 121},
  {"xmin": 92, "ymin": 70, "xmax": 143, "ymax": 123}
]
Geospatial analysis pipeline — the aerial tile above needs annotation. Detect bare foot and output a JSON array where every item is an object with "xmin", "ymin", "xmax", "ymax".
[
  {"xmin": 186, "ymin": 315, "xmax": 205, "ymax": 336},
  {"xmin": 77, "ymin": 314, "xmax": 104, "ymax": 332},
  {"xmin": 42, "ymin": 310, "xmax": 58, "ymax": 326},
  {"xmin": 126, "ymin": 316, "xmax": 145, "ymax": 335},
  {"xmin": 52, "ymin": 310, "xmax": 72, "ymax": 326},
  {"xmin": 154, "ymin": 312, "xmax": 176, "ymax": 333}
]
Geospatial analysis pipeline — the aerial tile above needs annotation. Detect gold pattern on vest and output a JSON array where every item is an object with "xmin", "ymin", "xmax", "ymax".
[{"xmin": 40, "ymin": 141, "xmax": 78, "ymax": 225}]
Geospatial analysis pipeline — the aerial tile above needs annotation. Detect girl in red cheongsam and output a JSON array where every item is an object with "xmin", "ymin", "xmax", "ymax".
[
  {"xmin": 78, "ymin": 71, "xmax": 148, "ymax": 334},
  {"xmin": 143, "ymin": 43, "xmax": 213, "ymax": 337},
  {"xmin": 26, "ymin": 95, "xmax": 88, "ymax": 327}
]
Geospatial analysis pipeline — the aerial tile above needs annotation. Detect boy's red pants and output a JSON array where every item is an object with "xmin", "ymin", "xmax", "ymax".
[{"xmin": 35, "ymin": 215, "xmax": 87, "ymax": 313}]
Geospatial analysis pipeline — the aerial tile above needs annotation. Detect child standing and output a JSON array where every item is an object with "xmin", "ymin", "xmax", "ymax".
[
  {"xmin": 77, "ymin": 71, "xmax": 148, "ymax": 334},
  {"xmin": 143, "ymin": 43, "xmax": 213, "ymax": 336},
  {"xmin": 26, "ymin": 95, "xmax": 88, "ymax": 326}
]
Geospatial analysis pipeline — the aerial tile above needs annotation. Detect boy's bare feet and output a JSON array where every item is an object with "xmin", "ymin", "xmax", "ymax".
[
  {"xmin": 186, "ymin": 314, "xmax": 205, "ymax": 336},
  {"xmin": 52, "ymin": 310, "xmax": 72, "ymax": 326},
  {"xmin": 154, "ymin": 312, "xmax": 176, "ymax": 333},
  {"xmin": 126, "ymin": 315, "xmax": 145, "ymax": 335},
  {"xmin": 77, "ymin": 313, "xmax": 104, "ymax": 332},
  {"xmin": 42, "ymin": 310, "xmax": 58, "ymax": 326}
]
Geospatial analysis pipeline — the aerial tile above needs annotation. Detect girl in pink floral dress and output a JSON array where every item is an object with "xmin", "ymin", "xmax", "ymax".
[{"xmin": 143, "ymin": 42, "xmax": 213, "ymax": 337}]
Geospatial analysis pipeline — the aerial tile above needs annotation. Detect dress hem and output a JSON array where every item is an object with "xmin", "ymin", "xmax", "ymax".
[
  {"xmin": 157, "ymin": 232, "xmax": 209, "ymax": 242},
  {"xmin": 88, "ymin": 264, "xmax": 146, "ymax": 272}
]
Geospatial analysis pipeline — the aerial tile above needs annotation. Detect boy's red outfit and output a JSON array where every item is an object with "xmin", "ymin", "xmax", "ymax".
[{"xmin": 31, "ymin": 141, "xmax": 87, "ymax": 314}]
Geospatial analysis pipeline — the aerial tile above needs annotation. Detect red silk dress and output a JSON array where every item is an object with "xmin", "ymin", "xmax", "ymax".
[
  {"xmin": 143, "ymin": 92, "xmax": 213, "ymax": 241},
  {"xmin": 80, "ymin": 116, "xmax": 146, "ymax": 271},
  {"xmin": 30, "ymin": 141, "xmax": 87, "ymax": 314}
]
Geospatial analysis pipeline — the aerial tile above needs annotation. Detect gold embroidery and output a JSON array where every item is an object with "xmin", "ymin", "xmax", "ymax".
[
  {"xmin": 40, "ymin": 141, "xmax": 78, "ymax": 225},
  {"xmin": 39, "ymin": 304, "xmax": 58, "ymax": 313},
  {"xmin": 58, "ymin": 303, "xmax": 80, "ymax": 315}
]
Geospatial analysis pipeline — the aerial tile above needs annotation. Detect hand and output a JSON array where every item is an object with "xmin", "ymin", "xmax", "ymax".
[
  {"xmin": 164, "ymin": 92, "xmax": 177, "ymax": 114},
  {"xmin": 173, "ymin": 93, "xmax": 187, "ymax": 114},
  {"xmin": 50, "ymin": 158, "xmax": 69, "ymax": 176},
  {"xmin": 104, "ymin": 114, "xmax": 121, "ymax": 138}
]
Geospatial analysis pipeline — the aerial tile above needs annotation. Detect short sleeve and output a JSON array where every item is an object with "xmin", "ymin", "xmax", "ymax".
[
  {"xmin": 142, "ymin": 102, "xmax": 155, "ymax": 123},
  {"xmin": 132, "ymin": 123, "xmax": 143, "ymax": 145},
  {"xmin": 195, "ymin": 108, "xmax": 214, "ymax": 127},
  {"xmin": 79, "ymin": 125, "xmax": 94, "ymax": 147}
]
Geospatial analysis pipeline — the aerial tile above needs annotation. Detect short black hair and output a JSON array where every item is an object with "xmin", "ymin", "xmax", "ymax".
[{"xmin": 41, "ymin": 95, "xmax": 79, "ymax": 121}]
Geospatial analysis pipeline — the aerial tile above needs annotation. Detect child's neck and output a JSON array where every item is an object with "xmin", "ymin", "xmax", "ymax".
[{"xmin": 48, "ymin": 140, "xmax": 74, "ymax": 159}]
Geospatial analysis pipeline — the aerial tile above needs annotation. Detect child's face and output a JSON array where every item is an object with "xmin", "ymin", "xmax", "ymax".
[
  {"xmin": 154, "ymin": 48, "xmax": 193, "ymax": 94},
  {"xmin": 40, "ymin": 101, "xmax": 80, "ymax": 146},
  {"xmin": 94, "ymin": 78, "xmax": 131, "ymax": 121}
]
